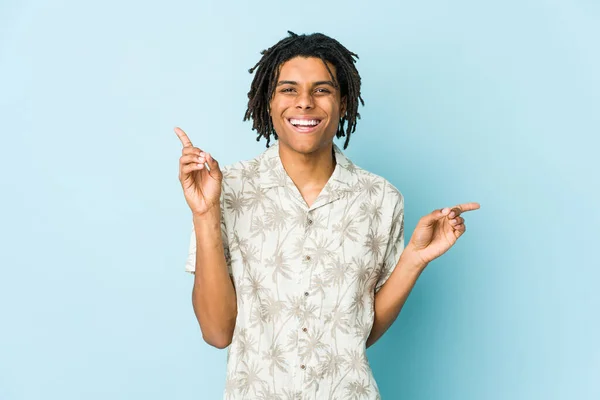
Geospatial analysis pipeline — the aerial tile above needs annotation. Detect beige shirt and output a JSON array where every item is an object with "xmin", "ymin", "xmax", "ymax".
[{"xmin": 185, "ymin": 141, "xmax": 404, "ymax": 400}]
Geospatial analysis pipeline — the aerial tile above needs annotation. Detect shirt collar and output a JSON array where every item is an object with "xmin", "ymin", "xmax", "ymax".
[{"xmin": 256, "ymin": 141, "xmax": 360, "ymax": 209}]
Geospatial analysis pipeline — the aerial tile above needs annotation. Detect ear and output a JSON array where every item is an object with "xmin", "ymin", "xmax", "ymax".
[{"xmin": 340, "ymin": 96, "xmax": 347, "ymax": 117}]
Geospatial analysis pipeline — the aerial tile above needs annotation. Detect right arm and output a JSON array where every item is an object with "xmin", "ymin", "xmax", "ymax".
[
  {"xmin": 175, "ymin": 127, "xmax": 237, "ymax": 349},
  {"xmin": 191, "ymin": 209, "xmax": 237, "ymax": 349}
]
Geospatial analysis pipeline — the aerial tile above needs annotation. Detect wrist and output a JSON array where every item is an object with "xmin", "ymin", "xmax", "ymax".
[
  {"xmin": 400, "ymin": 243, "xmax": 428, "ymax": 272},
  {"xmin": 192, "ymin": 206, "xmax": 220, "ymax": 222}
]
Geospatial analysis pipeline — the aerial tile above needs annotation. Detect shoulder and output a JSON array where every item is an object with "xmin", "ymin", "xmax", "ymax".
[
  {"xmin": 351, "ymin": 163, "xmax": 404, "ymax": 207},
  {"xmin": 336, "ymin": 144, "xmax": 403, "ymax": 207},
  {"xmin": 220, "ymin": 152, "xmax": 264, "ymax": 190}
]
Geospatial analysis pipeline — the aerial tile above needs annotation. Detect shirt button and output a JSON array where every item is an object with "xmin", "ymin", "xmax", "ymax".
[
  {"xmin": 305, "ymin": 255, "xmax": 311, "ymax": 261},
  {"xmin": 304, "ymin": 291, "xmax": 309, "ymax": 297},
  {"xmin": 302, "ymin": 327, "xmax": 308, "ymax": 332},
  {"xmin": 300, "ymin": 364, "xmax": 306, "ymax": 370},
  {"xmin": 307, "ymin": 219, "xmax": 313, "ymax": 225}
]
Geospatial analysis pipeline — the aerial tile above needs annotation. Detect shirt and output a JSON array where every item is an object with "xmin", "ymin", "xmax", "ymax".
[{"xmin": 185, "ymin": 141, "xmax": 405, "ymax": 400}]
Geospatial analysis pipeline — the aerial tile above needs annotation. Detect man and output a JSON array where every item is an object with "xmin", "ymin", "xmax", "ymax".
[{"xmin": 175, "ymin": 31, "xmax": 479, "ymax": 400}]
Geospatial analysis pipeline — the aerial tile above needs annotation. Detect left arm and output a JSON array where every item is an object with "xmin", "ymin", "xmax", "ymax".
[
  {"xmin": 366, "ymin": 244, "xmax": 425, "ymax": 348},
  {"xmin": 366, "ymin": 202, "xmax": 480, "ymax": 348}
]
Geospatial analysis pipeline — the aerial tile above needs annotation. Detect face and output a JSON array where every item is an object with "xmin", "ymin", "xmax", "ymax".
[{"xmin": 269, "ymin": 56, "xmax": 346, "ymax": 155}]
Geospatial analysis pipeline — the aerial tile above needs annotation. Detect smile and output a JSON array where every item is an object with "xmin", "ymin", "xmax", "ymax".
[{"xmin": 287, "ymin": 118, "xmax": 322, "ymax": 133}]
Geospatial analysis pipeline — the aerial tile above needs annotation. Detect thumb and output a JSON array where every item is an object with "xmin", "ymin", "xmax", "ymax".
[
  {"xmin": 205, "ymin": 152, "xmax": 222, "ymax": 179},
  {"xmin": 419, "ymin": 207, "xmax": 450, "ymax": 227}
]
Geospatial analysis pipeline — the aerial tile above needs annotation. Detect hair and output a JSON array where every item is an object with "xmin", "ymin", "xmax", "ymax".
[{"xmin": 243, "ymin": 31, "xmax": 364, "ymax": 149}]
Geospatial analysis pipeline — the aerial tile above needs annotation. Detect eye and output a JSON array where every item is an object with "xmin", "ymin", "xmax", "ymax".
[
  {"xmin": 280, "ymin": 87, "xmax": 295, "ymax": 93},
  {"xmin": 315, "ymin": 88, "xmax": 331, "ymax": 94}
]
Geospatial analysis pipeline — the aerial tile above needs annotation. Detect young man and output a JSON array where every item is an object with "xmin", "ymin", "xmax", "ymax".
[{"xmin": 175, "ymin": 32, "xmax": 479, "ymax": 400}]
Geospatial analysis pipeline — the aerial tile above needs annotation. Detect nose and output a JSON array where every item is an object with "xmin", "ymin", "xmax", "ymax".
[{"xmin": 295, "ymin": 91, "xmax": 314, "ymax": 110}]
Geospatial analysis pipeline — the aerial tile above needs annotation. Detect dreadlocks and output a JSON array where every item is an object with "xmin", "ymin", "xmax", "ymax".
[{"xmin": 244, "ymin": 31, "xmax": 364, "ymax": 149}]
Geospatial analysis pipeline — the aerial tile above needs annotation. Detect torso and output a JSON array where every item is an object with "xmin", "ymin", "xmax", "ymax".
[{"xmin": 215, "ymin": 142, "xmax": 405, "ymax": 400}]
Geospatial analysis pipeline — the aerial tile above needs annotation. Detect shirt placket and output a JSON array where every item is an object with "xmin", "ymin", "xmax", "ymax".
[{"xmin": 292, "ymin": 207, "xmax": 317, "ymax": 394}]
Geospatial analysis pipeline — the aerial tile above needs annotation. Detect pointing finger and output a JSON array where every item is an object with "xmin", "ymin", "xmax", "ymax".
[
  {"xmin": 448, "ymin": 202, "xmax": 480, "ymax": 218},
  {"xmin": 457, "ymin": 202, "xmax": 480, "ymax": 212},
  {"xmin": 174, "ymin": 127, "xmax": 193, "ymax": 148}
]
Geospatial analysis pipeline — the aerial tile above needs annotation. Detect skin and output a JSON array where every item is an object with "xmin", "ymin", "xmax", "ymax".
[
  {"xmin": 174, "ymin": 56, "xmax": 481, "ymax": 349},
  {"xmin": 174, "ymin": 128, "xmax": 236, "ymax": 349},
  {"xmin": 268, "ymin": 56, "xmax": 346, "ymax": 206},
  {"xmin": 365, "ymin": 202, "xmax": 479, "ymax": 347}
]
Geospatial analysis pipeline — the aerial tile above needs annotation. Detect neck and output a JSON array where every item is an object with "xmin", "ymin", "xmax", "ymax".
[{"xmin": 278, "ymin": 142, "xmax": 336, "ymax": 191}]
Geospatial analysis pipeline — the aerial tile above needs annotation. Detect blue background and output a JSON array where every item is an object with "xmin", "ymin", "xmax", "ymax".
[{"xmin": 1, "ymin": 0, "xmax": 598, "ymax": 399}]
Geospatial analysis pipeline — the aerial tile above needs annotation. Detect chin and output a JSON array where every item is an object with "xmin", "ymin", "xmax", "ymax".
[{"xmin": 279, "ymin": 134, "xmax": 333, "ymax": 155}]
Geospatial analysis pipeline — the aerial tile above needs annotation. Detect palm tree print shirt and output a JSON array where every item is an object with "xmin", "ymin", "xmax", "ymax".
[{"xmin": 185, "ymin": 141, "xmax": 405, "ymax": 400}]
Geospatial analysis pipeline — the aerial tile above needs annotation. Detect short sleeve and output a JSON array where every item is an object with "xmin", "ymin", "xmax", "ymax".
[
  {"xmin": 184, "ymin": 194, "xmax": 232, "ymax": 275},
  {"xmin": 375, "ymin": 187, "xmax": 404, "ymax": 293}
]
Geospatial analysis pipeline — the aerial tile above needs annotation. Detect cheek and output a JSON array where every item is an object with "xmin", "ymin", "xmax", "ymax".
[
  {"xmin": 319, "ymin": 97, "xmax": 341, "ymax": 114},
  {"xmin": 270, "ymin": 96, "xmax": 294, "ymax": 113},
  {"xmin": 324, "ymin": 103, "xmax": 341, "ymax": 121}
]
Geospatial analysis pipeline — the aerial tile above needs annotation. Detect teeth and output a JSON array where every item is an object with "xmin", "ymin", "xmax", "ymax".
[{"xmin": 290, "ymin": 119, "xmax": 320, "ymax": 126}]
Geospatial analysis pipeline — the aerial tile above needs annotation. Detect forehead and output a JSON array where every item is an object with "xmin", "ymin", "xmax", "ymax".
[{"xmin": 277, "ymin": 56, "xmax": 337, "ymax": 81}]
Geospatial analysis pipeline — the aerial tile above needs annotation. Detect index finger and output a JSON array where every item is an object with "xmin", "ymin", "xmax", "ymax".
[
  {"xmin": 454, "ymin": 202, "xmax": 481, "ymax": 214},
  {"xmin": 174, "ymin": 127, "xmax": 193, "ymax": 148}
]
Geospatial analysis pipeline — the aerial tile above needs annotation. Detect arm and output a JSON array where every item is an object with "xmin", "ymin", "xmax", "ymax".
[
  {"xmin": 366, "ymin": 244, "xmax": 426, "ymax": 348},
  {"xmin": 191, "ymin": 208, "xmax": 237, "ymax": 349},
  {"xmin": 366, "ymin": 202, "xmax": 480, "ymax": 348},
  {"xmin": 173, "ymin": 126, "xmax": 237, "ymax": 349}
]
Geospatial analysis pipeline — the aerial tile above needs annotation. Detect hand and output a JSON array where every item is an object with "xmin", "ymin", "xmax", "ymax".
[
  {"xmin": 174, "ymin": 127, "xmax": 223, "ymax": 216},
  {"xmin": 406, "ymin": 202, "xmax": 481, "ymax": 266}
]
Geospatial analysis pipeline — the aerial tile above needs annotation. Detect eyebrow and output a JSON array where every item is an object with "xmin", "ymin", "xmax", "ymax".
[{"xmin": 277, "ymin": 80, "xmax": 337, "ymax": 87}]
